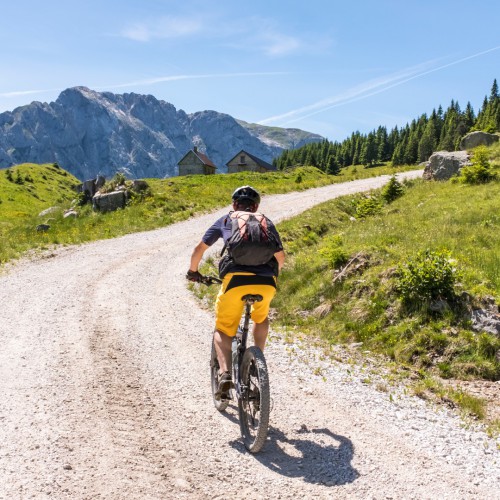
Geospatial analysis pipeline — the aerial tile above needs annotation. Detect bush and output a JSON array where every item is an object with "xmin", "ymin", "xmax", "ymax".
[
  {"xmin": 15, "ymin": 171, "xmax": 24, "ymax": 185},
  {"xmin": 395, "ymin": 249, "xmax": 460, "ymax": 307},
  {"xmin": 319, "ymin": 234, "xmax": 348, "ymax": 268},
  {"xmin": 382, "ymin": 175, "xmax": 404, "ymax": 203},
  {"xmin": 100, "ymin": 172, "xmax": 128, "ymax": 193},
  {"xmin": 460, "ymin": 145, "xmax": 497, "ymax": 184},
  {"xmin": 355, "ymin": 195, "xmax": 382, "ymax": 218}
]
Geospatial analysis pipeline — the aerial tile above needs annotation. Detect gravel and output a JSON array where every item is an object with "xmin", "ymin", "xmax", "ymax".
[{"xmin": 1, "ymin": 170, "xmax": 499, "ymax": 499}]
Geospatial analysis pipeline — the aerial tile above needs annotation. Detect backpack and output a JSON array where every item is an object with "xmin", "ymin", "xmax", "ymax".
[{"xmin": 223, "ymin": 211, "xmax": 280, "ymax": 266}]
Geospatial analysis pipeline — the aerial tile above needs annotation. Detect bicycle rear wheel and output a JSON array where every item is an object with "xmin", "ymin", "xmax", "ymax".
[
  {"xmin": 238, "ymin": 346, "xmax": 270, "ymax": 453},
  {"xmin": 210, "ymin": 339, "xmax": 229, "ymax": 412}
]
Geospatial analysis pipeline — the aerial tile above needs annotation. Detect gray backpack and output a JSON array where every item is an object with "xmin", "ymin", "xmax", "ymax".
[{"xmin": 224, "ymin": 211, "xmax": 280, "ymax": 266}]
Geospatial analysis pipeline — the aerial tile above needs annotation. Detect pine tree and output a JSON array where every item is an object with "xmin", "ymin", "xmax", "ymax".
[
  {"xmin": 464, "ymin": 102, "xmax": 475, "ymax": 129},
  {"xmin": 360, "ymin": 132, "xmax": 377, "ymax": 166},
  {"xmin": 326, "ymin": 154, "xmax": 340, "ymax": 175},
  {"xmin": 418, "ymin": 117, "xmax": 437, "ymax": 162}
]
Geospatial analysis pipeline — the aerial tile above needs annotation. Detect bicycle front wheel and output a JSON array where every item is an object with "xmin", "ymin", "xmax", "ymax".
[
  {"xmin": 238, "ymin": 346, "xmax": 270, "ymax": 453},
  {"xmin": 210, "ymin": 339, "xmax": 229, "ymax": 412}
]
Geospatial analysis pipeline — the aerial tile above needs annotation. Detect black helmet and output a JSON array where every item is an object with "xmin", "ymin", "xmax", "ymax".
[{"xmin": 231, "ymin": 185, "xmax": 261, "ymax": 205}]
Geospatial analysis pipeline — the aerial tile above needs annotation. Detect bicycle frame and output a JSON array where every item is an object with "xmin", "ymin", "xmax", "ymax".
[{"xmin": 232, "ymin": 298, "xmax": 254, "ymax": 399}]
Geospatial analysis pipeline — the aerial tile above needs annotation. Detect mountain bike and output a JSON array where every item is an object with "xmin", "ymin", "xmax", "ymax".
[{"xmin": 201, "ymin": 275, "xmax": 271, "ymax": 453}]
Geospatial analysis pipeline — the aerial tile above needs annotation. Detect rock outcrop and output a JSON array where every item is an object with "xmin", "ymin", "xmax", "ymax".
[
  {"xmin": 460, "ymin": 131, "xmax": 499, "ymax": 150},
  {"xmin": 423, "ymin": 151, "xmax": 471, "ymax": 180},
  {"xmin": 92, "ymin": 191, "xmax": 127, "ymax": 213},
  {"xmin": 0, "ymin": 87, "xmax": 323, "ymax": 180}
]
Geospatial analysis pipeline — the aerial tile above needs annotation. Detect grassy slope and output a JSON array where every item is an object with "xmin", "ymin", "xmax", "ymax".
[
  {"xmin": 274, "ymin": 177, "xmax": 499, "ymax": 372},
  {"xmin": 197, "ymin": 145, "xmax": 500, "ymax": 423},
  {"xmin": 0, "ymin": 162, "xmax": 416, "ymax": 264},
  {"xmin": 0, "ymin": 163, "xmax": 81, "ymax": 262},
  {"xmin": 269, "ymin": 148, "xmax": 500, "ymax": 422}
]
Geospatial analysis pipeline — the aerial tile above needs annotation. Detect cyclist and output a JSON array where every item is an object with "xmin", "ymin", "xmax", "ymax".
[{"xmin": 187, "ymin": 185, "xmax": 285, "ymax": 399}]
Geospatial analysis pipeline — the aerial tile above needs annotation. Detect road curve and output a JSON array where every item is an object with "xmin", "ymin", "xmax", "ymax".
[{"xmin": 1, "ymin": 170, "xmax": 499, "ymax": 499}]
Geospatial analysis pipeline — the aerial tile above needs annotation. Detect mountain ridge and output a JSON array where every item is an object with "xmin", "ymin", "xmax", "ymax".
[{"xmin": 0, "ymin": 87, "xmax": 323, "ymax": 180}]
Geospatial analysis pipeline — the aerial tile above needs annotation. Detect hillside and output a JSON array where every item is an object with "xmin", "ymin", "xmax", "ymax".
[
  {"xmin": 0, "ymin": 162, "xmax": 79, "ymax": 221},
  {"xmin": 0, "ymin": 162, "xmax": 420, "ymax": 265},
  {"xmin": 0, "ymin": 87, "xmax": 322, "ymax": 181},
  {"xmin": 236, "ymin": 119, "xmax": 323, "ymax": 148}
]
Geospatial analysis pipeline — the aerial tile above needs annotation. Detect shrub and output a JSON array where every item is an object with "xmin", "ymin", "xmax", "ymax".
[
  {"xmin": 100, "ymin": 172, "xmax": 128, "ymax": 193},
  {"xmin": 5, "ymin": 169, "xmax": 14, "ymax": 182},
  {"xmin": 319, "ymin": 234, "xmax": 348, "ymax": 268},
  {"xmin": 355, "ymin": 195, "xmax": 382, "ymax": 218},
  {"xmin": 15, "ymin": 171, "xmax": 24, "ymax": 185},
  {"xmin": 460, "ymin": 145, "xmax": 497, "ymax": 184},
  {"xmin": 382, "ymin": 175, "xmax": 404, "ymax": 203},
  {"xmin": 395, "ymin": 249, "xmax": 460, "ymax": 307}
]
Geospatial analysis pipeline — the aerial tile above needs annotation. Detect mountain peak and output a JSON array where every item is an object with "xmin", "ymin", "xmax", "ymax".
[{"xmin": 0, "ymin": 87, "xmax": 323, "ymax": 180}]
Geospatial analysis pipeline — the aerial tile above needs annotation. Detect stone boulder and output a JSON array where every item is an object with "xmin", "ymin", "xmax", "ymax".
[
  {"xmin": 471, "ymin": 309, "xmax": 500, "ymax": 337},
  {"xmin": 460, "ymin": 131, "xmax": 499, "ymax": 150},
  {"xmin": 77, "ymin": 175, "xmax": 106, "ymax": 202},
  {"xmin": 423, "ymin": 151, "xmax": 471, "ymax": 180},
  {"xmin": 92, "ymin": 190, "xmax": 127, "ymax": 212},
  {"xmin": 38, "ymin": 206, "xmax": 60, "ymax": 217},
  {"xmin": 131, "ymin": 179, "xmax": 150, "ymax": 193}
]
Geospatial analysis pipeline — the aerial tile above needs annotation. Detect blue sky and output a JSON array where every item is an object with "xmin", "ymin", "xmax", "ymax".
[{"xmin": 1, "ymin": 0, "xmax": 499, "ymax": 141}]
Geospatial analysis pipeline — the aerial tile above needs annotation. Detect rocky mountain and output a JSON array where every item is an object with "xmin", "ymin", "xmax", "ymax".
[{"xmin": 0, "ymin": 87, "xmax": 323, "ymax": 180}]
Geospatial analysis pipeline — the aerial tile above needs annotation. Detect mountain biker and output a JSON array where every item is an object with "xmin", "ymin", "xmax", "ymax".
[{"xmin": 187, "ymin": 185, "xmax": 285, "ymax": 399}]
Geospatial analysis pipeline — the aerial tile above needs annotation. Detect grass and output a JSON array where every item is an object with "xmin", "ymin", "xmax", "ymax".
[
  {"xmin": 0, "ymin": 162, "xmax": 416, "ymax": 265},
  {"xmin": 413, "ymin": 375, "xmax": 487, "ymax": 420}
]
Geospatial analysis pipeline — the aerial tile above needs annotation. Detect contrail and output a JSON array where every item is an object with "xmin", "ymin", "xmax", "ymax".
[
  {"xmin": 94, "ymin": 72, "xmax": 287, "ymax": 90},
  {"xmin": 0, "ymin": 72, "xmax": 286, "ymax": 99},
  {"xmin": 259, "ymin": 45, "xmax": 500, "ymax": 126}
]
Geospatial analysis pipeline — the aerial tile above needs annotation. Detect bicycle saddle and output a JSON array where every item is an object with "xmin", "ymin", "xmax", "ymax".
[{"xmin": 241, "ymin": 294, "xmax": 263, "ymax": 303}]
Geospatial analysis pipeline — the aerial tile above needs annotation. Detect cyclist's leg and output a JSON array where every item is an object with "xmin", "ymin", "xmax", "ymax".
[
  {"xmin": 250, "ymin": 285, "xmax": 276, "ymax": 350},
  {"xmin": 213, "ymin": 329, "xmax": 232, "ymax": 373},
  {"xmin": 252, "ymin": 317, "xmax": 269, "ymax": 351},
  {"xmin": 214, "ymin": 273, "xmax": 245, "ymax": 374}
]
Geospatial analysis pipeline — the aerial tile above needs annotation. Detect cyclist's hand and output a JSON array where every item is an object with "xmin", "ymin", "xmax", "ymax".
[{"xmin": 186, "ymin": 269, "xmax": 203, "ymax": 282}]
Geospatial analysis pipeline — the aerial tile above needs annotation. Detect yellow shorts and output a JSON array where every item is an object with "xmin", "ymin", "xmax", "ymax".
[{"xmin": 215, "ymin": 272, "xmax": 277, "ymax": 337}]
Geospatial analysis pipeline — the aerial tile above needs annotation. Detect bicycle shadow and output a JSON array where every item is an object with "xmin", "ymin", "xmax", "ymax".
[{"xmin": 229, "ymin": 425, "xmax": 359, "ymax": 486}]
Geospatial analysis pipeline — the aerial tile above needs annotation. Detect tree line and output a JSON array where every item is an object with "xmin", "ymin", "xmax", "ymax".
[{"xmin": 273, "ymin": 79, "xmax": 500, "ymax": 172}]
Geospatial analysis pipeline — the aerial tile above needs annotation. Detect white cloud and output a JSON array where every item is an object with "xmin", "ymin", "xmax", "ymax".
[
  {"xmin": 260, "ymin": 32, "xmax": 302, "ymax": 56},
  {"xmin": 121, "ymin": 16, "xmax": 203, "ymax": 42}
]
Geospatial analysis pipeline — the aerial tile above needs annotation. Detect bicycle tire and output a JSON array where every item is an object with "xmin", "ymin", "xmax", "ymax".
[
  {"xmin": 210, "ymin": 339, "xmax": 229, "ymax": 412},
  {"xmin": 238, "ymin": 346, "xmax": 270, "ymax": 453}
]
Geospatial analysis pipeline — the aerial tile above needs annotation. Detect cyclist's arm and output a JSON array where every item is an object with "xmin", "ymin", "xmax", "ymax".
[
  {"xmin": 274, "ymin": 250, "xmax": 285, "ymax": 271},
  {"xmin": 189, "ymin": 241, "xmax": 209, "ymax": 272}
]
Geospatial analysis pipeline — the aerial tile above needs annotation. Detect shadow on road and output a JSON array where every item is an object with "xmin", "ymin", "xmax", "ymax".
[{"xmin": 230, "ymin": 426, "xmax": 359, "ymax": 486}]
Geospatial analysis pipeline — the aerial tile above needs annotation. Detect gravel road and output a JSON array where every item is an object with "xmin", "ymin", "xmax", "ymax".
[{"xmin": 1, "ymin": 170, "xmax": 499, "ymax": 499}]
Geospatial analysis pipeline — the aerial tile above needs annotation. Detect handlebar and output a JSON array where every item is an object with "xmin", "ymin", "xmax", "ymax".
[{"xmin": 200, "ymin": 275, "xmax": 222, "ymax": 286}]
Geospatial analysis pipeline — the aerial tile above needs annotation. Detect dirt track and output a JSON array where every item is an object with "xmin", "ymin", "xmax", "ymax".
[{"xmin": 1, "ymin": 171, "xmax": 499, "ymax": 499}]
